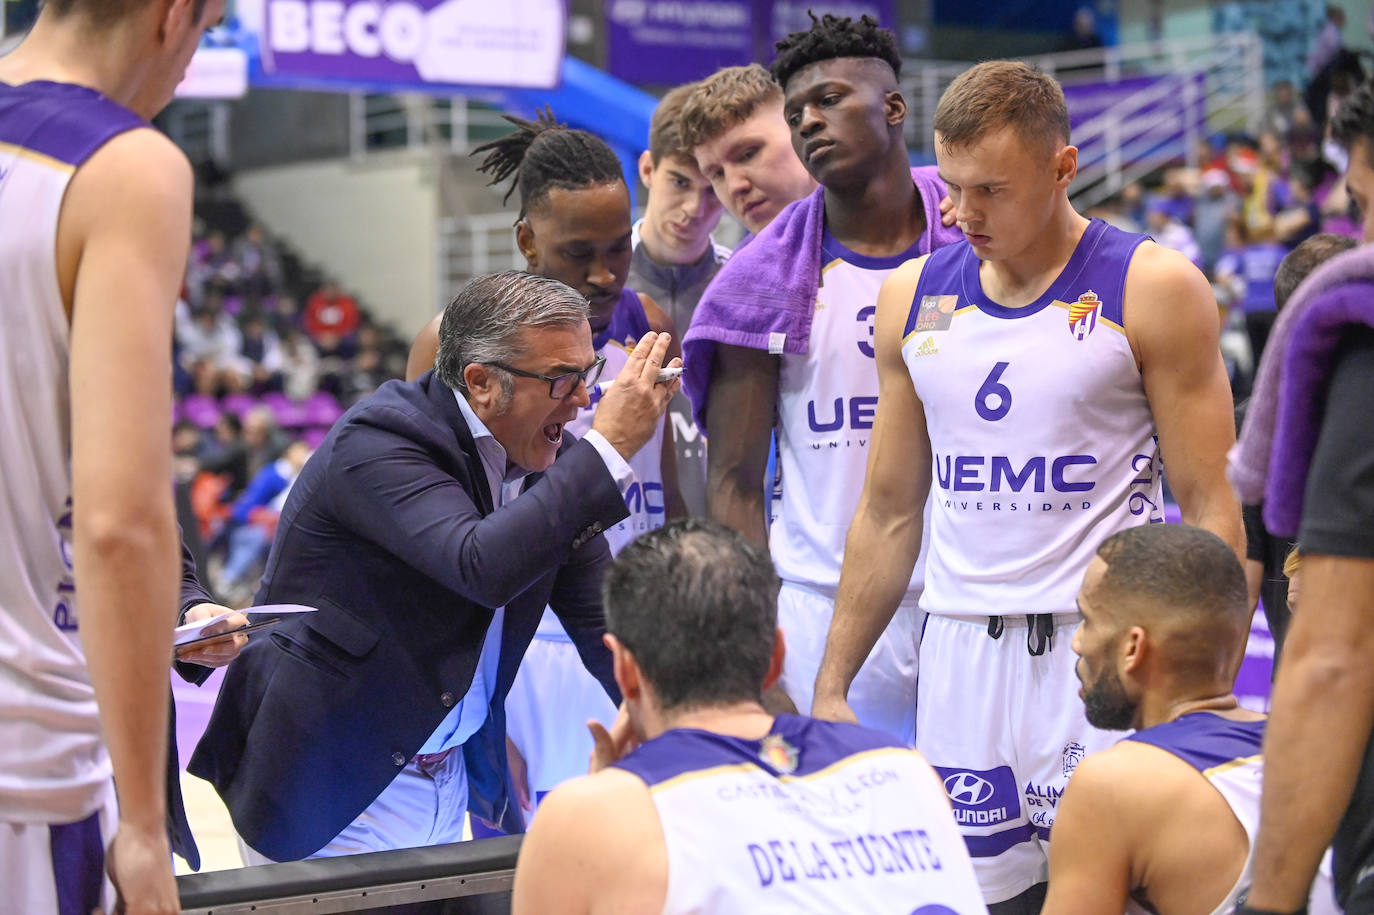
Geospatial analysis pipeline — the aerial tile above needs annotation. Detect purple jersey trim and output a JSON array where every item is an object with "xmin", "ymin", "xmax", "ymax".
[
  {"xmin": 821, "ymin": 229, "xmax": 925, "ymax": 272},
  {"xmin": 593, "ymin": 287, "xmax": 652, "ymax": 351},
  {"xmin": 613, "ymin": 714, "xmax": 907, "ymax": 787},
  {"xmin": 49, "ymin": 808, "xmax": 105, "ymax": 915},
  {"xmin": 1126, "ymin": 712, "xmax": 1265, "ymax": 773},
  {"xmin": 0, "ymin": 80, "xmax": 146, "ymax": 167},
  {"xmin": 903, "ymin": 218, "xmax": 1147, "ymax": 336}
]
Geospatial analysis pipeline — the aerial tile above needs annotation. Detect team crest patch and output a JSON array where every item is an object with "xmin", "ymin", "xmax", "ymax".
[
  {"xmin": 915, "ymin": 295, "xmax": 957, "ymax": 332},
  {"xmin": 759, "ymin": 734, "xmax": 799, "ymax": 774},
  {"xmin": 1068, "ymin": 291, "xmax": 1101, "ymax": 340}
]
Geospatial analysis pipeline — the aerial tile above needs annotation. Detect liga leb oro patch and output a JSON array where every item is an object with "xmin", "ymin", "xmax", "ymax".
[{"xmin": 915, "ymin": 294, "xmax": 957, "ymax": 332}]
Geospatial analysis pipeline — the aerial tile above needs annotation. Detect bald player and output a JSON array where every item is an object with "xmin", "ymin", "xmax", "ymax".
[
  {"xmin": 1043, "ymin": 524, "xmax": 1336, "ymax": 915},
  {"xmin": 512, "ymin": 519, "xmax": 986, "ymax": 915}
]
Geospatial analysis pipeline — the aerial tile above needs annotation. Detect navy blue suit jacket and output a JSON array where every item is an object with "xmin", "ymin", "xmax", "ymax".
[{"xmin": 188, "ymin": 372, "xmax": 626, "ymax": 861}]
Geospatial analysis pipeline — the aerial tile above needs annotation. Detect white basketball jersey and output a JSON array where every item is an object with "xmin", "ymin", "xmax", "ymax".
[
  {"xmin": 0, "ymin": 81, "xmax": 146, "ymax": 822},
  {"xmin": 773, "ymin": 234, "xmax": 929, "ymax": 594},
  {"xmin": 534, "ymin": 289, "xmax": 666, "ymax": 640},
  {"xmin": 615, "ymin": 715, "xmax": 987, "ymax": 914},
  {"xmin": 1125, "ymin": 714, "xmax": 1338, "ymax": 915},
  {"xmin": 901, "ymin": 220, "xmax": 1163, "ymax": 615}
]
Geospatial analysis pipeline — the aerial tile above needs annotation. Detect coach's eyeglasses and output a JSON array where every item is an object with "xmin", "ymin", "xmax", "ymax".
[{"xmin": 483, "ymin": 355, "xmax": 606, "ymax": 399}]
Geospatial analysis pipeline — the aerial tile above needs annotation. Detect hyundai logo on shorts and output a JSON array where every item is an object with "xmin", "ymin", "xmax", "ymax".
[
  {"xmin": 932, "ymin": 764, "xmax": 1019, "ymax": 827},
  {"xmin": 942, "ymin": 772, "xmax": 995, "ymax": 806}
]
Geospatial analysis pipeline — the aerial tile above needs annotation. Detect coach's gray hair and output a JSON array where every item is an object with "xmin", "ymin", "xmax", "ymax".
[{"xmin": 434, "ymin": 271, "xmax": 590, "ymax": 398}]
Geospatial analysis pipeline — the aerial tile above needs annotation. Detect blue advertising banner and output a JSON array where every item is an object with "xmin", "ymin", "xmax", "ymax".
[
  {"xmin": 259, "ymin": 0, "xmax": 565, "ymax": 90},
  {"xmin": 605, "ymin": 0, "xmax": 894, "ymax": 87}
]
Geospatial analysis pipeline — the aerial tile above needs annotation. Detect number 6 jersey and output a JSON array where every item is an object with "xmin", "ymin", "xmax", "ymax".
[{"xmin": 901, "ymin": 218, "xmax": 1160, "ymax": 616}]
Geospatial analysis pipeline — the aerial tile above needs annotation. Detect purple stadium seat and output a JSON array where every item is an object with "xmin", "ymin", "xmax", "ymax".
[
  {"xmin": 259, "ymin": 391, "xmax": 289, "ymax": 419},
  {"xmin": 302, "ymin": 426, "xmax": 330, "ymax": 450},
  {"xmin": 220, "ymin": 392, "xmax": 257, "ymax": 419},
  {"xmin": 180, "ymin": 395, "xmax": 221, "ymax": 429},
  {"xmin": 272, "ymin": 398, "xmax": 310, "ymax": 428},
  {"xmin": 303, "ymin": 391, "xmax": 343, "ymax": 427}
]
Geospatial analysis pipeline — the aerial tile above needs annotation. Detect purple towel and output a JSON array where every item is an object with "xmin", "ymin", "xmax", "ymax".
[
  {"xmin": 682, "ymin": 166, "xmax": 959, "ymax": 433},
  {"xmin": 1229, "ymin": 242, "xmax": 1374, "ymax": 537}
]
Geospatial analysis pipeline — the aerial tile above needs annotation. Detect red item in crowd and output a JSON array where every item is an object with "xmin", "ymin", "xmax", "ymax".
[{"xmin": 303, "ymin": 287, "xmax": 361, "ymax": 340}]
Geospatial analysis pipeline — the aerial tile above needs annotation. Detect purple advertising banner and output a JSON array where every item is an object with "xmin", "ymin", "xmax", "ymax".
[
  {"xmin": 261, "ymin": 0, "xmax": 565, "ymax": 90},
  {"xmin": 605, "ymin": 0, "xmax": 894, "ymax": 87},
  {"xmin": 605, "ymin": 0, "xmax": 754, "ymax": 86}
]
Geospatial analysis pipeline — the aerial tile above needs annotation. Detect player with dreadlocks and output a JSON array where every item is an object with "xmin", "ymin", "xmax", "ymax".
[
  {"xmin": 407, "ymin": 108, "xmax": 685, "ymax": 828},
  {"xmin": 681, "ymin": 13, "xmax": 962, "ymax": 747}
]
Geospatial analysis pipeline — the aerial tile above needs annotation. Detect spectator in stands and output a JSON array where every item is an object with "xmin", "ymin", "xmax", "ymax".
[
  {"xmin": 1215, "ymin": 221, "xmax": 1290, "ymax": 364},
  {"xmin": 1057, "ymin": 5, "xmax": 1103, "ymax": 52},
  {"xmin": 269, "ymin": 293, "xmax": 301, "ymax": 335},
  {"xmin": 1194, "ymin": 168, "xmax": 1240, "ymax": 274},
  {"xmin": 215, "ymin": 440, "xmax": 311, "ymax": 604},
  {"xmin": 237, "ymin": 311, "xmax": 283, "ymax": 392},
  {"xmin": 632, "ymin": 82, "xmax": 730, "ymax": 518},
  {"xmin": 1265, "ymin": 79, "xmax": 1303, "ymax": 142},
  {"xmin": 511, "ymin": 519, "xmax": 986, "ymax": 914},
  {"xmin": 232, "ymin": 223, "xmax": 282, "ymax": 298},
  {"xmin": 1044, "ymin": 524, "xmax": 1336, "ymax": 914},
  {"xmin": 173, "ymin": 419, "xmax": 205, "ymax": 484},
  {"xmin": 1307, "ymin": 5, "xmax": 1346, "ymax": 83},
  {"xmin": 278, "ymin": 327, "xmax": 320, "ymax": 400},
  {"xmin": 240, "ymin": 404, "xmax": 287, "ymax": 481},
  {"xmin": 199, "ymin": 411, "xmax": 249, "ymax": 496},
  {"xmin": 338, "ymin": 322, "xmax": 390, "ymax": 405},
  {"xmin": 179, "ymin": 301, "xmax": 247, "ymax": 395},
  {"xmin": 303, "ymin": 281, "xmax": 361, "ymax": 352},
  {"xmin": 1145, "ymin": 196, "xmax": 1203, "ymax": 267}
]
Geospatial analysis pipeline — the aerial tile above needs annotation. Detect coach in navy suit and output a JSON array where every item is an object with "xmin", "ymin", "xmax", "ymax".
[{"xmin": 189, "ymin": 271, "xmax": 680, "ymax": 862}]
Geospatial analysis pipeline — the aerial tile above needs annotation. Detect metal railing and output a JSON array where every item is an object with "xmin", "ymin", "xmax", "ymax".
[
  {"xmin": 348, "ymin": 94, "xmax": 516, "ymax": 160},
  {"xmin": 162, "ymin": 99, "xmax": 233, "ymax": 167},
  {"xmin": 900, "ymin": 31, "xmax": 1265, "ymax": 207}
]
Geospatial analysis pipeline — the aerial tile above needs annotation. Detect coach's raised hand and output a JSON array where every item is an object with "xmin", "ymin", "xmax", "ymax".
[{"xmin": 591, "ymin": 332, "xmax": 681, "ymax": 461}]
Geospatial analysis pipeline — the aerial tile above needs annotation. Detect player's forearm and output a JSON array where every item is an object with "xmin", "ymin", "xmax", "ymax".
[
  {"xmin": 707, "ymin": 467, "xmax": 769, "ymax": 546},
  {"xmin": 76, "ymin": 505, "xmax": 179, "ymax": 831},
  {"xmin": 815, "ymin": 505, "xmax": 921, "ymax": 700},
  {"xmin": 1249, "ymin": 593, "xmax": 1374, "ymax": 907},
  {"xmin": 1178, "ymin": 485, "xmax": 1244, "ymax": 560}
]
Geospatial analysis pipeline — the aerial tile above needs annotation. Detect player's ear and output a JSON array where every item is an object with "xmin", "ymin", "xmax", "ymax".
[
  {"xmin": 462, "ymin": 363, "xmax": 500, "ymax": 410},
  {"xmin": 762, "ymin": 627, "xmax": 786, "ymax": 691},
  {"xmin": 884, "ymin": 90, "xmax": 907, "ymax": 128},
  {"xmin": 637, "ymin": 150, "xmax": 655, "ymax": 190},
  {"xmin": 1119, "ymin": 625, "xmax": 1146, "ymax": 673},
  {"xmin": 1054, "ymin": 144, "xmax": 1078, "ymax": 188},
  {"xmin": 515, "ymin": 219, "xmax": 539, "ymax": 271},
  {"xmin": 606, "ymin": 634, "xmax": 642, "ymax": 701},
  {"xmin": 159, "ymin": 0, "xmax": 197, "ymax": 44}
]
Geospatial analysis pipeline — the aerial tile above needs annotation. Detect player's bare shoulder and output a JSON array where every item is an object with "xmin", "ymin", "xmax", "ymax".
[
  {"xmin": 516, "ymin": 768, "xmax": 666, "ymax": 914},
  {"xmin": 60, "ymin": 127, "xmax": 192, "ymax": 251},
  {"xmin": 879, "ymin": 254, "xmax": 930, "ymax": 306},
  {"xmin": 1121, "ymin": 241, "xmax": 1219, "ymax": 351}
]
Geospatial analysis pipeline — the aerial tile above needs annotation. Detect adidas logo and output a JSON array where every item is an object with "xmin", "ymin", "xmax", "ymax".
[{"xmin": 912, "ymin": 336, "xmax": 939, "ymax": 357}]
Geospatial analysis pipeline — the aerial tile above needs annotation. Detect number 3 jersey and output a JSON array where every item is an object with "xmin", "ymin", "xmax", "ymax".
[{"xmin": 901, "ymin": 219, "xmax": 1160, "ymax": 616}]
